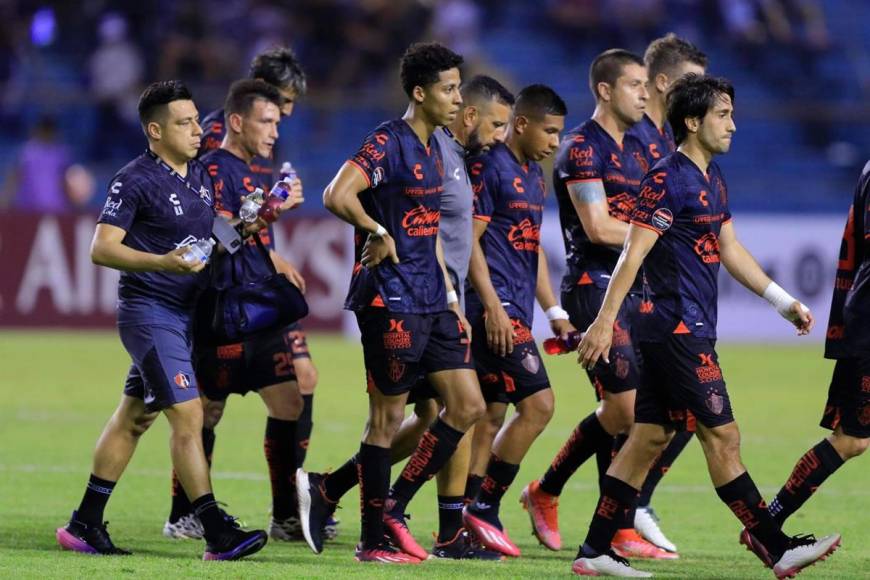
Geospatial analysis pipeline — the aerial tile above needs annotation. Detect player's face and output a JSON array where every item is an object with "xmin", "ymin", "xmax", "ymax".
[
  {"xmin": 240, "ymin": 99, "xmax": 281, "ymax": 159},
  {"xmin": 278, "ymin": 87, "xmax": 297, "ymax": 117},
  {"xmin": 521, "ymin": 114, "xmax": 565, "ymax": 162},
  {"xmin": 611, "ymin": 63, "xmax": 649, "ymax": 125},
  {"xmin": 467, "ymin": 99, "xmax": 511, "ymax": 154},
  {"xmin": 422, "ymin": 68, "xmax": 463, "ymax": 127},
  {"xmin": 161, "ymin": 100, "xmax": 202, "ymax": 161},
  {"xmin": 698, "ymin": 93, "xmax": 736, "ymax": 155}
]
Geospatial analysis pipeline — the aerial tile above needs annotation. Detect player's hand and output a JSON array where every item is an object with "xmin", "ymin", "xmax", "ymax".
[
  {"xmin": 361, "ymin": 233, "xmax": 399, "ymax": 268},
  {"xmin": 786, "ymin": 300, "xmax": 814, "ymax": 336},
  {"xmin": 485, "ymin": 304, "xmax": 514, "ymax": 357},
  {"xmin": 161, "ymin": 247, "xmax": 206, "ymax": 274},
  {"xmin": 278, "ymin": 177, "xmax": 304, "ymax": 212},
  {"xmin": 550, "ymin": 318, "xmax": 575, "ymax": 341},
  {"xmin": 577, "ymin": 317, "xmax": 613, "ymax": 369},
  {"xmin": 284, "ymin": 264, "xmax": 306, "ymax": 293}
]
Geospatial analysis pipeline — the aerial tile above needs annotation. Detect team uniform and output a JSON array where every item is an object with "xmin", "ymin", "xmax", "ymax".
[
  {"xmin": 628, "ymin": 113, "xmax": 675, "ymax": 168},
  {"xmin": 346, "ymin": 119, "xmax": 472, "ymax": 396},
  {"xmin": 98, "ymin": 151, "xmax": 214, "ymax": 412},
  {"xmin": 465, "ymin": 142, "xmax": 550, "ymax": 405},
  {"xmin": 630, "ymin": 151, "xmax": 733, "ymax": 430},
  {"xmin": 553, "ymin": 119, "xmax": 647, "ymax": 398}
]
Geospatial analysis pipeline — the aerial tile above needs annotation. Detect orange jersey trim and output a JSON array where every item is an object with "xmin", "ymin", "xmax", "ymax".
[
  {"xmin": 347, "ymin": 159, "xmax": 372, "ymax": 187},
  {"xmin": 630, "ymin": 220, "xmax": 664, "ymax": 236},
  {"xmin": 564, "ymin": 177, "xmax": 603, "ymax": 186},
  {"xmin": 473, "ymin": 215, "xmax": 492, "ymax": 223}
]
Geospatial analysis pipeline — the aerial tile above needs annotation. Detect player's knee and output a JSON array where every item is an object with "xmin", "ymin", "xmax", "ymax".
[
  {"xmin": 413, "ymin": 399, "xmax": 439, "ymax": 425},
  {"xmin": 833, "ymin": 433, "xmax": 870, "ymax": 459},
  {"xmin": 295, "ymin": 363, "xmax": 318, "ymax": 394},
  {"xmin": 202, "ymin": 401, "xmax": 225, "ymax": 429},
  {"xmin": 130, "ymin": 411, "xmax": 158, "ymax": 437}
]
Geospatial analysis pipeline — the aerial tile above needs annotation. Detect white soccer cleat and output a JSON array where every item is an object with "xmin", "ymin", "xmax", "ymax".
[
  {"xmin": 162, "ymin": 513, "xmax": 204, "ymax": 540},
  {"xmin": 772, "ymin": 533, "xmax": 840, "ymax": 579},
  {"xmin": 634, "ymin": 506, "xmax": 677, "ymax": 553},
  {"xmin": 572, "ymin": 552, "xmax": 653, "ymax": 577}
]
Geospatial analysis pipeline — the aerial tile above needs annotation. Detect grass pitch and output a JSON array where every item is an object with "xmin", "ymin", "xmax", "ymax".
[{"xmin": 1, "ymin": 331, "xmax": 868, "ymax": 578}]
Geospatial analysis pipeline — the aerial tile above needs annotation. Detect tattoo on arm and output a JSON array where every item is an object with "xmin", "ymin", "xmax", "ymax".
[{"xmin": 568, "ymin": 181, "xmax": 606, "ymax": 204}]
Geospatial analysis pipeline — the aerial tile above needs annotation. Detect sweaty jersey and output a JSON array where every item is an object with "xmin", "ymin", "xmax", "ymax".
[
  {"xmin": 98, "ymin": 151, "xmax": 214, "ymax": 324},
  {"xmin": 199, "ymin": 108, "xmax": 274, "ymax": 188},
  {"xmin": 554, "ymin": 119, "xmax": 646, "ymax": 291},
  {"xmin": 825, "ymin": 160, "xmax": 870, "ymax": 358},
  {"xmin": 465, "ymin": 143, "xmax": 546, "ymax": 323},
  {"xmin": 631, "ymin": 152, "xmax": 732, "ymax": 340},
  {"xmin": 628, "ymin": 113, "xmax": 675, "ymax": 168},
  {"xmin": 344, "ymin": 119, "xmax": 447, "ymax": 314}
]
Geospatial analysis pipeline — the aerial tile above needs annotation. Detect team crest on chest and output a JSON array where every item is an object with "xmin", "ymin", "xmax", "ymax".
[{"xmin": 168, "ymin": 193, "xmax": 183, "ymax": 216}]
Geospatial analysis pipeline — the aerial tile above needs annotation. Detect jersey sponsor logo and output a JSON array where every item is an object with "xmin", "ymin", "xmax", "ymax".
[
  {"xmin": 650, "ymin": 208, "xmax": 673, "ymax": 232},
  {"xmin": 695, "ymin": 353, "xmax": 723, "ymax": 383},
  {"xmin": 511, "ymin": 319, "xmax": 534, "ymax": 345},
  {"xmin": 453, "ymin": 167, "xmax": 461, "ymax": 180},
  {"xmin": 372, "ymin": 166, "xmax": 385, "ymax": 187},
  {"xmin": 387, "ymin": 356, "xmax": 406, "ymax": 383},
  {"xmin": 413, "ymin": 163, "xmax": 424, "ymax": 180},
  {"xmin": 633, "ymin": 150, "xmax": 649, "ymax": 174},
  {"xmin": 401, "ymin": 206, "xmax": 440, "ymax": 237},
  {"xmin": 175, "ymin": 234, "xmax": 199, "ymax": 250},
  {"xmin": 242, "ymin": 177, "xmax": 257, "ymax": 193},
  {"xmin": 651, "ymin": 171, "xmax": 667, "ymax": 184},
  {"xmin": 694, "ymin": 232, "xmax": 721, "ymax": 264},
  {"xmin": 512, "ymin": 176, "xmax": 525, "ymax": 193},
  {"xmin": 217, "ymin": 344, "xmax": 243, "ymax": 360},
  {"xmin": 521, "ymin": 350, "xmax": 541, "ymax": 374},
  {"xmin": 101, "ymin": 196, "xmax": 123, "ymax": 218},
  {"xmin": 648, "ymin": 143, "xmax": 661, "ymax": 159},
  {"xmin": 569, "ymin": 144, "xmax": 594, "ymax": 167},
  {"xmin": 609, "ymin": 192, "xmax": 636, "ymax": 222},
  {"xmin": 699, "ymin": 189, "xmax": 710, "ymax": 207},
  {"xmin": 507, "ymin": 218, "xmax": 541, "ymax": 251},
  {"xmin": 169, "ymin": 193, "xmax": 184, "ymax": 216},
  {"xmin": 383, "ymin": 319, "xmax": 412, "ymax": 350},
  {"xmin": 174, "ymin": 372, "xmax": 191, "ymax": 389}
]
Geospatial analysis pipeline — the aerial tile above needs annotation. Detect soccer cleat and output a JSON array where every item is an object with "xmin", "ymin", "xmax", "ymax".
[
  {"xmin": 739, "ymin": 527, "xmax": 773, "ymax": 568},
  {"xmin": 354, "ymin": 542, "xmax": 423, "ymax": 564},
  {"xmin": 383, "ymin": 505, "xmax": 429, "ymax": 561},
  {"xmin": 772, "ymin": 533, "xmax": 840, "ymax": 579},
  {"xmin": 633, "ymin": 506, "xmax": 677, "ymax": 553},
  {"xmin": 268, "ymin": 515, "xmax": 303, "ymax": 541},
  {"xmin": 520, "ymin": 480, "xmax": 562, "ymax": 551},
  {"xmin": 163, "ymin": 513, "xmax": 204, "ymax": 540},
  {"xmin": 56, "ymin": 511, "xmax": 131, "ymax": 555},
  {"xmin": 462, "ymin": 506, "xmax": 521, "ymax": 557},
  {"xmin": 432, "ymin": 528, "xmax": 505, "ymax": 560},
  {"xmin": 203, "ymin": 528, "xmax": 268, "ymax": 561},
  {"xmin": 296, "ymin": 469, "xmax": 337, "ymax": 554},
  {"xmin": 611, "ymin": 528, "xmax": 679, "ymax": 560},
  {"xmin": 572, "ymin": 550, "xmax": 653, "ymax": 577},
  {"xmin": 323, "ymin": 514, "xmax": 340, "ymax": 540}
]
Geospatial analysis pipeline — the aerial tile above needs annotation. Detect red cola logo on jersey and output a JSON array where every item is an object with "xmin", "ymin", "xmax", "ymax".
[
  {"xmin": 694, "ymin": 233, "xmax": 721, "ymax": 264},
  {"xmin": 609, "ymin": 192, "xmax": 636, "ymax": 222},
  {"xmin": 507, "ymin": 218, "xmax": 541, "ymax": 251},
  {"xmin": 401, "ymin": 205, "xmax": 440, "ymax": 237}
]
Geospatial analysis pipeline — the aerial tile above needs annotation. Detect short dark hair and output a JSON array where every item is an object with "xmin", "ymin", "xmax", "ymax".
[
  {"xmin": 461, "ymin": 75, "xmax": 514, "ymax": 107},
  {"xmin": 667, "ymin": 74, "xmax": 735, "ymax": 144},
  {"xmin": 644, "ymin": 33, "xmax": 708, "ymax": 80},
  {"xmin": 249, "ymin": 46, "xmax": 307, "ymax": 95},
  {"xmin": 399, "ymin": 42, "xmax": 464, "ymax": 98},
  {"xmin": 223, "ymin": 79, "xmax": 283, "ymax": 119},
  {"xmin": 514, "ymin": 84, "xmax": 567, "ymax": 119},
  {"xmin": 589, "ymin": 48, "xmax": 644, "ymax": 100},
  {"xmin": 138, "ymin": 80, "xmax": 193, "ymax": 126}
]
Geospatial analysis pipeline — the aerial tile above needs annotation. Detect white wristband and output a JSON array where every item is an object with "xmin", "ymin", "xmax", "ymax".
[
  {"xmin": 762, "ymin": 282, "xmax": 797, "ymax": 317},
  {"xmin": 372, "ymin": 223, "xmax": 387, "ymax": 237},
  {"xmin": 446, "ymin": 290, "xmax": 459, "ymax": 304},
  {"xmin": 545, "ymin": 305, "xmax": 570, "ymax": 321}
]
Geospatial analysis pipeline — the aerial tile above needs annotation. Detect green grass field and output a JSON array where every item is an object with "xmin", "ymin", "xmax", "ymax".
[{"xmin": 1, "ymin": 331, "xmax": 868, "ymax": 578}]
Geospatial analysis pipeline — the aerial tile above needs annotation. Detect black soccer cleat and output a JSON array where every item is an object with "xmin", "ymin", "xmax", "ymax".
[
  {"xmin": 203, "ymin": 528, "xmax": 268, "ymax": 561},
  {"xmin": 296, "ymin": 469, "xmax": 337, "ymax": 554},
  {"xmin": 432, "ymin": 528, "xmax": 505, "ymax": 560},
  {"xmin": 56, "ymin": 511, "xmax": 132, "ymax": 555}
]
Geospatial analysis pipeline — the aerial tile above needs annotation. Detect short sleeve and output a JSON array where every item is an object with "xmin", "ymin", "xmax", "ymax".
[
  {"xmin": 631, "ymin": 170, "xmax": 684, "ymax": 236},
  {"xmin": 555, "ymin": 133, "xmax": 604, "ymax": 184},
  {"xmin": 349, "ymin": 129, "xmax": 395, "ymax": 188},
  {"xmin": 470, "ymin": 158, "xmax": 499, "ymax": 222},
  {"xmin": 98, "ymin": 177, "xmax": 143, "ymax": 231}
]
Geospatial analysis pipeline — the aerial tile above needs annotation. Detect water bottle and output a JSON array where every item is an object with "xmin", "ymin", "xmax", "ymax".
[
  {"xmin": 543, "ymin": 330, "xmax": 584, "ymax": 355},
  {"xmin": 269, "ymin": 177, "xmax": 293, "ymax": 201},
  {"xmin": 279, "ymin": 161, "xmax": 296, "ymax": 182},
  {"xmin": 239, "ymin": 187, "xmax": 265, "ymax": 223},
  {"xmin": 183, "ymin": 238, "xmax": 215, "ymax": 265}
]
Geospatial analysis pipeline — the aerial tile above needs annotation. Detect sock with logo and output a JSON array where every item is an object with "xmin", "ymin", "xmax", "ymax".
[
  {"xmin": 715, "ymin": 471, "xmax": 789, "ymax": 560},
  {"xmin": 470, "ymin": 454, "xmax": 520, "ymax": 526},
  {"xmin": 768, "ymin": 439, "xmax": 844, "ymax": 526},
  {"xmin": 76, "ymin": 474, "xmax": 116, "ymax": 526},
  {"xmin": 539, "ymin": 412, "xmax": 610, "ymax": 496},
  {"xmin": 581, "ymin": 475, "xmax": 638, "ymax": 555}
]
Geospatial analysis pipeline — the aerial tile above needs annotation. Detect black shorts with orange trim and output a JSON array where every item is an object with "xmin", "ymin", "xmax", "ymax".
[
  {"xmin": 357, "ymin": 308, "xmax": 474, "ymax": 397},
  {"xmin": 563, "ymin": 284, "xmax": 643, "ymax": 398},
  {"xmin": 635, "ymin": 335, "xmax": 734, "ymax": 431},
  {"xmin": 194, "ymin": 325, "xmax": 301, "ymax": 401},
  {"xmin": 286, "ymin": 321, "xmax": 312, "ymax": 360},
  {"xmin": 471, "ymin": 316, "xmax": 550, "ymax": 405},
  {"xmin": 821, "ymin": 357, "xmax": 870, "ymax": 438}
]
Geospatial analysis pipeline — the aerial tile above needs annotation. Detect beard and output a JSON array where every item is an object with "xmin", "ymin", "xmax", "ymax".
[{"xmin": 465, "ymin": 130, "xmax": 486, "ymax": 156}]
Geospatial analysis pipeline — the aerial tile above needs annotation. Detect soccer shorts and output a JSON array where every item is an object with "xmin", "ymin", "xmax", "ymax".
[
  {"xmin": 563, "ymin": 284, "xmax": 643, "ymax": 398},
  {"xmin": 357, "ymin": 308, "xmax": 474, "ymax": 397},
  {"xmin": 635, "ymin": 335, "xmax": 734, "ymax": 431},
  {"xmin": 821, "ymin": 357, "xmax": 870, "ymax": 438}
]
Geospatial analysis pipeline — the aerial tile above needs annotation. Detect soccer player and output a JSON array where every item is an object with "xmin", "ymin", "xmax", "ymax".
[
  {"xmin": 520, "ymin": 49, "xmax": 675, "ymax": 560},
  {"xmin": 759, "ymin": 161, "xmax": 870, "ymax": 533},
  {"xmin": 571, "ymin": 73, "xmax": 840, "ymax": 578},
  {"xmin": 164, "ymin": 47, "xmax": 323, "ymax": 542},
  {"xmin": 55, "ymin": 81, "xmax": 268, "ymax": 561},
  {"xmin": 315, "ymin": 42, "xmax": 486, "ymax": 564},
  {"xmin": 461, "ymin": 84, "xmax": 570, "ymax": 558},
  {"xmin": 295, "ymin": 73, "xmax": 513, "ymax": 561}
]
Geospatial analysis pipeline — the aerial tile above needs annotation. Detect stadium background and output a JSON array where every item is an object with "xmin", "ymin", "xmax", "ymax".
[{"xmin": 1, "ymin": 1, "xmax": 870, "ymax": 577}]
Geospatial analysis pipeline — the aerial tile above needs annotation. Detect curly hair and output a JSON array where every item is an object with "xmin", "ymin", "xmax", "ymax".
[{"xmin": 399, "ymin": 42, "xmax": 464, "ymax": 98}]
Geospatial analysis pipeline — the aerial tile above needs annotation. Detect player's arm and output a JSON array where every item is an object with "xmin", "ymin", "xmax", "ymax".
[
  {"xmin": 270, "ymin": 249, "xmax": 305, "ymax": 293},
  {"xmin": 718, "ymin": 220, "xmax": 813, "ymax": 334},
  {"xmin": 435, "ymin": 233, "xmax": 470, "ymax": 340},
  {"xmin": 468, "ymin": 218, "xmax": 513, "ymax": 356},
  {"xmin": 90, "ymin": 223, "xmax": 204, "ymax": 274},
  {"xmin": 535, "ymin": 246, "xmax": 575, "ymax": 337},
  {"xmin": 578, "ymin": 224, "xmax": 658, "ymax": 368},
  {"xmin": 569, "ymin": 180, "xmax": 630, "ymax": 247}
]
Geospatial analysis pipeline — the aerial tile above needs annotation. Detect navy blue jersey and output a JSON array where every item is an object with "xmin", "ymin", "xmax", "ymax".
[
  {"xmin": 825, "ymin": 160, "xmax": 870, "ymax": 358},
  {"xmin": 199, "ymin": 108, "xmax": 274, "ymax": 188},
  {"xmin": 631, "ymin": 152, "xmax": 732, "ymax": 340},
  {"xmin": 98, "ymin": 152, "xmax": 214, "ymax": 323},
  {"xmin": 553, "ymin": 119, "xmax": 646, "ymax": 291},
  {"xmin": 628, "ymin": 114, "xmax": 675, "ymax": 168},
  {"xmin": 202, "ymin": 148, "xmax": 276, "ymax": 289},
  {"xmin": 344, "ymin": 119, "xmax": 447, "ymax": 313},
  {"xmin": 465, "ymin": 143, "xmax": 546, "ymax": 323}
]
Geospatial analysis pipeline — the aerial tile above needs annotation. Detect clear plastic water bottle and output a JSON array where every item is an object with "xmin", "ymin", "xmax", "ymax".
[
  {"xmin": 239, "ymin": 187, "xmax": 265, "ymax": 223},
  {"xmin": 183, "ymin": 238, "xmax": 215, "ymax": 264},
  {"xmin": 279, "ymin": 161, "xmax": 296, "ymax": 182}
]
